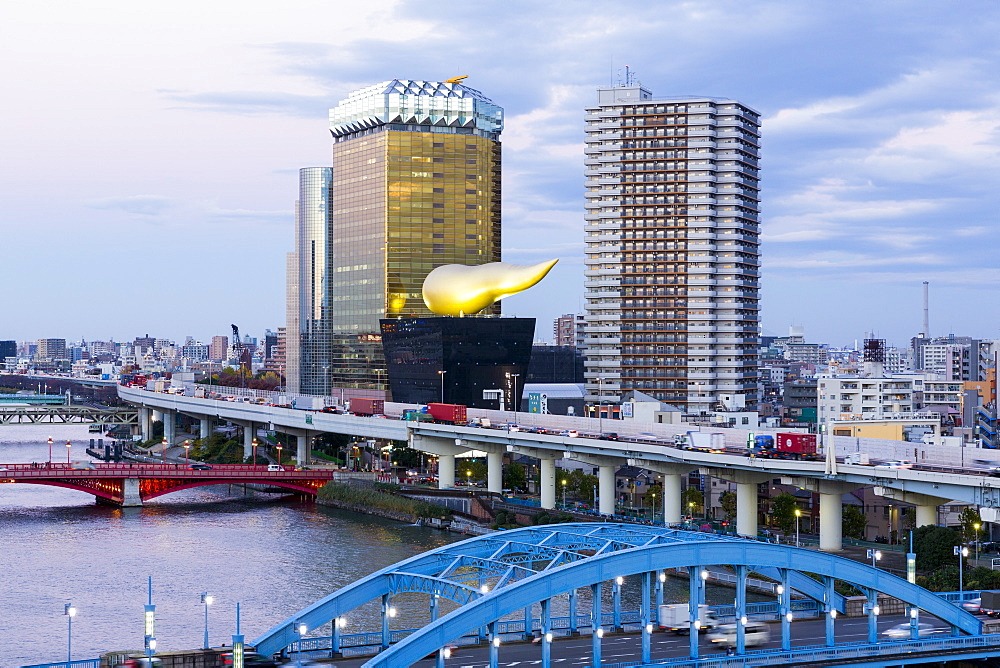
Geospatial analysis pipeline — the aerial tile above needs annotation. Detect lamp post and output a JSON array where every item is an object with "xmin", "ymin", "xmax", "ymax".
[
  {"xmin": 295, "ymin": 621, "xmax": 307, "ymax": 668},
  {"xmin": 276, "ymin": 445, "xmax": 283, "ymax": 465},
  {"xmin": 161, "ymin": 437, "xmax": 167, "ymax": 463},
  {"xmin": 66, "ymin": 440, "xmax": 72, "ymax": 464},
  {"xmin": 200, "ymin": 592, "xmax": 213, "ymax": 649},
  {"xmin": 794, "ymin": 508, "xmax": 802, "ymax": 547},
  {"xmin": 466, "ymin": 470, "xmax": 472, "ymax": 487},
  {"xmin": 48, "ymin": 437, "xmax": 53, "ymax": 463},
  {"xmin": 65, "ymin": 602, "xmax": 76, "ymax": 665},
  {"xmin": 251, "ymin": 438, "xmax": 258, "ymax": 465},
  {"xmin": 651, "ymin": 492, "xmax": 657, "ymax": 522},
  {"xmin": 974, "ymin": 522, "xmax": 982, "ymax": 564},
  {"xmin": 438, "ymin": 370, "xmax": 447, "ymax": 403},
  {"xmin": 184, "ymin": 440, "xmax": 191, "ymax": 467},
  {"xmin": 688, "ymin": 501, "xmax": 695, "ymax": 521},
  {"xmin": 955, "ymin": 545, "xmax": 969, "ymax": 593},
  {"xmin": 867, "ymin": 548, "xmax": 882, "ymax": 569},
  {"xmin": 511, "ymin": 373, "xmax": 520, "ymax": 414},
  {"xmin": 561, "ymin": 479, "xmax": 568, "ymax": 509}
]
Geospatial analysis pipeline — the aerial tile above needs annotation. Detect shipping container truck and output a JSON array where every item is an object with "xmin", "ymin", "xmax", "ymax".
[
  {"xmin": 658, "ymin": 604, "xmax": 719, "ymax": 633},
  {"xmin": 426, "ymin": 403, "xmax": 468, "ymax": 424},
  {"xmin": 753, "ymin": 433, "xmax": 820, "ymax": 460},
  {"xmin": 350, "ymin": 398, "xmax": 385, "ymax": 416},
  {"xmin": 403, "ymin": 409, "xmax": 434, "ymax": 422},
  {"xmin": 980, "ymin": 590, "xmax": 1000, "ymax": 617},
  {"xmin": 844, "ymin": 452, "xmax": 871, "ymax": 465}
]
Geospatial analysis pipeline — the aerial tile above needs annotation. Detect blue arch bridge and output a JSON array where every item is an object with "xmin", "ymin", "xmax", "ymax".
[{"xmin": 253, "ymin": 523, "xmax": 998, "ymax": 667}]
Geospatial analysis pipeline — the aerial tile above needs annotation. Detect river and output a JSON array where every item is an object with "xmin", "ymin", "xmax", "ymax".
[{"xmin": 0, "ymin": 424, "xmax": 760, "ymax": 666}]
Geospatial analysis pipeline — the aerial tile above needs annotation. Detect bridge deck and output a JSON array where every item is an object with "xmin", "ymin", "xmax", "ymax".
[{"xmin": 0, "ymin": 462, "xmax": 333, "ymax": 481}]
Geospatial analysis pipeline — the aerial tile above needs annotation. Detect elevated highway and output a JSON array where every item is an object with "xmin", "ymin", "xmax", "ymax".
[{"xmin": 118, "ymin": 386, "xmax": 1000, "ymax": 549}]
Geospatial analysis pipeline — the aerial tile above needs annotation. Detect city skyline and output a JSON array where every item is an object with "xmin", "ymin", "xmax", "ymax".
[{"xmin": 2, "ymin": 1, "xmax": 998, "ymax": 345}]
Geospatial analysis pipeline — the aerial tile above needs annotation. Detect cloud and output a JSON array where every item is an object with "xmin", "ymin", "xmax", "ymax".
[
  {"xmin": 160, "ymin": 90, "xmax": 330, "ymax": 117},
  {"xmin": 768, "ymin": 251, "xmax": 945, "ymax": 270},
  {"xmin": 207, "ymin": 207, "xmax": 291, "ymax": 224},
  {"xmin": 87, "ymin": 195, "xmax": 172, "ymax": 216}
]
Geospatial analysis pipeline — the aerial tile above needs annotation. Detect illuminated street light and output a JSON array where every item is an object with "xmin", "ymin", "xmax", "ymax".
[
  {"xmin": 66, "ymin": 440, "xmax": 71, "ymax": 464},
  {"xmin": 794, "ymin": 508, "xmax": 802, "ymax": 547},
  {"xmin": 64, "ymin": 602, "xmax": 76, "ymax": 665},
  {"xmin": 200, "ymin": 592, "xmax": 213, "ymax": 649},
  {"xmin": 48, "ymin": 437, "xmax": 53, "ymax": 463},
  {"xmin": 184, "ymin": 440, "xmax": 191, "ymax": 467},
  {"xmin": 161, "ymin": 437, "xmax": 167, "ymax": 463},
  {"xmin": 867, "ymin": 548, "xmax": 882, "ymax": 569},
  {"xmin": 251, "ymin": 437, "xmax": 258, "ymax": 464},
  {"xmin": 276, "ymin": 445, "xmax": 283, "ymax": 465}
]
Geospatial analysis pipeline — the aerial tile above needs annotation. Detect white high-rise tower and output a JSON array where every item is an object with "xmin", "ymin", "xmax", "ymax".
[{"xmin": 583, "ymin": 85, "xmax": 761, "ymax": 414}]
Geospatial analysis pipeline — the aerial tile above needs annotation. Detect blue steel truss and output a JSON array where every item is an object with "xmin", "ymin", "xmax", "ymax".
[{"xmin": 250, "ymin": 523, "xmax": 982, "ymax": 665}]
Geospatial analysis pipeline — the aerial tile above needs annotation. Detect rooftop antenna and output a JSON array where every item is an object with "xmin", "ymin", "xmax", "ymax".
[
  {"xmin": 616, "ymin": 65, "xmax": 638, "ymax": 87},
  {"xmin": 922, "ymin": 281, "xmax": 930, "ymax": 338}
]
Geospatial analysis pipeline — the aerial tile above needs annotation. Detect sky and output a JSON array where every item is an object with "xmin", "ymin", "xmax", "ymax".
[{"xmin": 1, "ymin": 0, "xmax": 998, "ymax": 349}]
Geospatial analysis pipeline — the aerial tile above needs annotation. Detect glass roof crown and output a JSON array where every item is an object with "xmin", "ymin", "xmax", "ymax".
[{"xmin": 329, "ymin": 79, "xmax": 503, "ymax": 139}]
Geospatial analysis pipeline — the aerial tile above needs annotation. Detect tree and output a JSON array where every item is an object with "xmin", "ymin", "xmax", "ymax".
[
  {"xmin": 720, "ymin": 491, "xmax": 737, "ymax": 522},
  {"xmin": 769, "ymin": 493, "xmax": 798, "ymax": 534},
  {"xmin": 959, "ymin": 507, "xmax": 983, "ymax": 543},
  {"xmin": 503, "ymin": 462, "xmax": 527, "ymax": 493},
  {"xmin": 913, "ymin": 524, "xmax": 961, "ymax": 571},
  {"xmin": 683, "ymin": 487, "xmax": 703, "ymax": 516},
  {"xmin": 842, "ymin": 505, "xmax": 867, "ymax": 540}
]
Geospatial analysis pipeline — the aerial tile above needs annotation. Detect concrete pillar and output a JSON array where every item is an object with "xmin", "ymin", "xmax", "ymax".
[
  {"xmin": 916, "ymin": 503, "xmax": 938, "ymax": 528},
  {"xmin": 438, "ymin": 454, "xmax": 455, "ymax": 489},
  {"xmin": 200, "ymin": 418, "xmax": 211, "ymax": 441},
  {"xmin": 487, "ymin": 451, "xmax": 503, "ymax": 494},
  {"xmin": 122, "ymin": 478, "xmax": 143, "ymax": 507},
  {"xmin": 139, "ymin": 407, "xmax": 152, "ymax": 442},
  {"xmin": 540, "ymin": 458, "xmax": 556, "ymax": 510},
  {"xmin": 296, "ymin": 432, "xmax": 311, "ymax": 465},
  {"xmin": 162, "ymin": 410, "xmax": 175, "ymax": 446},
  {"xmin": 662, "ymin": 473, "xmax": 682, "ymax": 524},
  {"xmin": 819, "ymin": 491, "xmax": 843, "ymax": 552},
  {"xmin": 598, "ymin": 465, "xmax": 615, "ymax": 515},
  {"xmin": 243, "ymin": 423, "xmax": 254, "ymax": 461},
  {"xmin": 736, "ymin": 481, "xmax": 758, "ymax": 538}
]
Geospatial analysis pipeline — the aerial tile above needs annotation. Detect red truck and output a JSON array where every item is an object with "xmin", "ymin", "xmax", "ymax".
[
  {"xmin": 773, "ymin": 433, "xmax": 820, "ymax": 460},
  {"xmin": 350, "ymin": 398, "xmax": 385, "ymax": 416},
  {"xmin": 426, "ymin": 403, "xmax": 467, "ymax": 424}
]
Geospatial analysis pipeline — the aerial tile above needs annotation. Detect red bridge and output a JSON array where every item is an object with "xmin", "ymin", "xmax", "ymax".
[{"xmin": 0, "ymin": 463, "xmax": 336, "ymax": 506}]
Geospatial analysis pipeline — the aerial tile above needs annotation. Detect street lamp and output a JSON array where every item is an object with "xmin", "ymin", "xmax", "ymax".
[
  {"xmin": 794, "ymin": 508, "xmax": 802, "ymax": 547},
  {"xmin": 295, "ymin": 621, "xmax": 307, "ymax": 668},
  {"xmin": 561, "ymin": 479, "xmax": 568, "ymax": 508},
  {"xmin": 651, "ymin": 492, "xmax": 657, "ymax": 522},
  {"xmin": 184, "ymin": 440, "xmax": 191, "ymax": 467},
  {"xmin": 955, "ymin": 545, "xmax": 969, "ymax": 593},
  {"xmin": 66, "ymin": 440, "xmax": 72, "ymax": 464},
  {"xmin": 251, "ymin": 437, "xmax": 258, "ymax": 464},
  {"xmin": 276, "ymin": 444, "xmax": 283, "ymax": 465},
  {"xmin": 48, "ymin": 437, "xmax": 53, "ymax": 463},
  {"xmin": 974, "ymin": 523, "xmax": 982, "ymax": 563},
  {"xmin": 64, "ymin": 602, "xmax": 76, "ymax": 665},
  {"xmin": 511, "ymin": 373, "xmax": 520, "ymax": 414},
  {"xmin": 466, "ymin": 470, "xmax": 472, "ymax": 487},
  {"xmin": 200, "ymin": 592, "xmax": 213, "ymax": 649},
  {"xmin": 867, "ymin": 548, "xmax": 882, "ymax": 569},
  {"xmin": 438, "ymin": 370, "xmax": 447, "ymax": 403},
  {"xmin": 161, "ymin": 437, "xmax": 167, "ymax": 463}
]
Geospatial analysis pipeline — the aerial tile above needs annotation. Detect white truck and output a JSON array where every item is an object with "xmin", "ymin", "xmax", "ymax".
[
  {"xmin": 658, "ymin": 604, "xmax": 719, "ymax": 634},
  {"xmin": 844, "ymin": 453, "xmax": 871, "ymax": 465},
  {"xmin": 674, "ymin": 431, "xmax": 725, "ymax": 453}
]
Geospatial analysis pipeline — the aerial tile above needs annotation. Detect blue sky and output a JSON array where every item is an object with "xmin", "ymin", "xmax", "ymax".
[{"xmin": 1, "ymin": 0, "xmax": 997, "ymax": 348}]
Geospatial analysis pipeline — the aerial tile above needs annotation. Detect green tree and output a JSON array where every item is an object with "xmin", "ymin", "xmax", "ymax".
[
  {"xmin": 503, "ymin": 462, "xmax": 527, "ymax": 492},
  {"xmin": 683, "ymin": 487, "xmax": 703, "ymax": 516},
  {"xmin": 842, "ymin": 505, "xmax": 867, "ymax": 540},
  {"xmin": 719, "ymin": 491, "xmax": 737, "ymax": 522},
  {"xmin": 959, "ymin": 507, "xmax": 983, "ymax": 543},
  {"xmin": 769, "ymin": 493, "xmax": 798, "ymax": 534},
  {"xmin": 913, "ymin": 524, "xmax": 961, "ymax": 571}
]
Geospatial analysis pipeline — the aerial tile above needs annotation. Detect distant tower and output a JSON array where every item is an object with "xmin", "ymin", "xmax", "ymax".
[
  {"xmin": 922, "ymin": 281, "xmax": 930, "ymax": 337},
  {"xmin": 863, "ymin": 338, "xmax": 886, "ymax": 378}
]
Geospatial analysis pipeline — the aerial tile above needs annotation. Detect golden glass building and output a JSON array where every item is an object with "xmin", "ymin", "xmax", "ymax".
[{"xmin": 287, "ymin": 79, "xmax": 503, "ymax": 397}]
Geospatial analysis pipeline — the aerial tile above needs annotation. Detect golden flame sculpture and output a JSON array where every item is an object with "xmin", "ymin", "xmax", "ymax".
[{"xmin": 422, "ymin": 259, "xmax": 559, "ymax": 316}]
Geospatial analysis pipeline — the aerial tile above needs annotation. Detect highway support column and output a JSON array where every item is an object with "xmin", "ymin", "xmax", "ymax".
[
  {"xmin": 409, "ymin": 433, "xmax": 476, "ymax": 490},
  {"xmin": 509, "ymin": 446, "xmax": 561, "ymax": 510},
  {"xmin": 873, "ymin": 486, "xmax": 949, "ymax": 528},
  {"xmin": 782, "ymin": 477, "xmax": 859, "ymax": 552},
  {"xmin": 628, "ymin": 459, "xmax": 696, "ymax": 524},
  {"xmin": 162, "ymin": 409, "xmax": 176, "ymax": 447},
  {"xmin": 568, "ymin": 453, "xmax": 623, "ymax": 515},
  {"xmin": 704, "ymin": 468, "xmax": 772, "ymax": 538},
  {"xmin": 139, "ymin": 407, "xmax": 152, "ymax": 442}
]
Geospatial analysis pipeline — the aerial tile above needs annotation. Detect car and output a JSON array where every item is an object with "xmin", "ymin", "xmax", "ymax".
[
  {"xmin": 602, "ymin": 432, "xmax": 620, "ymax": 441},
  {"xmin": 962, "ymin": 597, "xmax": 982, "ymax": 613},
  {"xmin": 882, "ymin": 622, "xmax": 944, "ymax": 639},
  {"xmin": 561, "ymin": 430, "xmax": 579, "ymax": 438},
  {"xmin": 219, "ymin": 651, "xmax": 278, "ymax": 667},
  {"xmin": 877, "ymin": 460, "xmax": 913, "ymax": 469},
  {"xmin": 507, "ymin": 424, "xmax": 521, "ymax": 432},
  {"xmin": 990, "ymin": 466, "xmax": 1000, "ymax": 478},
  {"xmin": 708, "ymin": 621, "xmax": 770, "ymax": 647},
  {"xmin": 189, "ymin": 463, "xmax": 213, "ymax": 470}
]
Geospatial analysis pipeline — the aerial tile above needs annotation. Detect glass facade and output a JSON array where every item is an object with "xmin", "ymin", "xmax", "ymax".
[{"xmin": 288, "ymin": 80, "xmax": 503, "ymax": 397}]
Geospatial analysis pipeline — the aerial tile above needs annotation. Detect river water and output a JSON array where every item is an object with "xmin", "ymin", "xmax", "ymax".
[{"xmin": 1, "ymin": 425, "xmax": 758, "ymax": 666}]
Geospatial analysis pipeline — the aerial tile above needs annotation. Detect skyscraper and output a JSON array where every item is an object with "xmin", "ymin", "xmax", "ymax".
[
  {"xmin": 287, "ymin": 79, "xmax": 504, "ymax": 396},
  {"xmin": 583, "ymin": 85, "xmax": 761, "ymax": 414}
]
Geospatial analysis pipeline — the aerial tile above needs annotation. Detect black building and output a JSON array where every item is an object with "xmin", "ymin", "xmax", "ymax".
[
  {"xmin": 527, "ymin": 345, "xmax": 585, "ymax": 383},
  {"xmin": 0, "ymin": 340, "xmax": 15, "ymax": 360},
  {"xmin": 380, "ymin": 317, "xmax": 534, "ymax": 408}
]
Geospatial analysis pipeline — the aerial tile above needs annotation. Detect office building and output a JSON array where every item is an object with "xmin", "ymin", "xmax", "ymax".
[
  {"xmin": 209, "ymin": 336, "xmax": 229, "ymax": 361},
  {"xmin": 583, "ymin": 85, "xmax": 761, "ymax": 413},
  {"xmin": 36, "ymin": 338, "xmax": 67, "ymax": 361},
  {"xmin": 553, "ymin": 314, "xmax": 586, "ymax": 348},
  {"xmin": 287, "ymin": 78, "xmax": 503, "ymax": 396}
]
